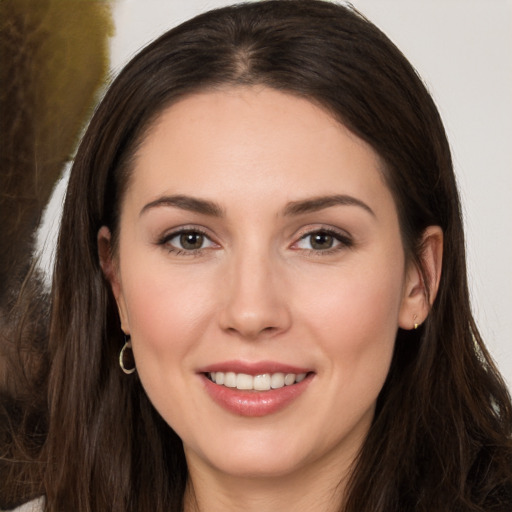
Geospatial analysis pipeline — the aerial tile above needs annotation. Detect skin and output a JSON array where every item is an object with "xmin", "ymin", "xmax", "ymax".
[{"xmin": 99, "ymin": 87, "xmax": 442, "ymax": 512}]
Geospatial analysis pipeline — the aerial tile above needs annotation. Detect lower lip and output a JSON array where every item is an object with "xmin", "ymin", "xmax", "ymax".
[{"xmin": 201, "ymin": 374, "xmax": 313, "ymax": 417}]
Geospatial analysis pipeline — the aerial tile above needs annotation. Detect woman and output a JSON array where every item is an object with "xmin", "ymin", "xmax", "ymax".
[{"xmin": 2, "ymin": 1, "xmax": 511, "ymax": 510}]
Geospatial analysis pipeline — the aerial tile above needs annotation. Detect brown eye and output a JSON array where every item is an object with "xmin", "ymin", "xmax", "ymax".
[
  {"xmin": 160, "ymin": 229, "xmax": 215, "ymax": 253},
  {"xmin": 179, "ymin": 232, "xmax": 205, "ymax": 250},
  {"xmin": 309, "ymin": 232, "xmax": 334, "ymax": 250},
  {"xmin": 294, "ymin": 229, "xmax": 351, "ymax": 253}
]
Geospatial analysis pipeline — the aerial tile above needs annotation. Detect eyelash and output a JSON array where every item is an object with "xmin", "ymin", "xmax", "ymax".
[
  {"xmin": 156, "ymin": 227, "xmax": 353, "ymax": 256},
  {"xmin": 157, "ymin": 227, "xmax": 214, "ymax": 256},
  {"xmin": 293, "ymin": 227, "xmax": 353, "ymax": 256}
]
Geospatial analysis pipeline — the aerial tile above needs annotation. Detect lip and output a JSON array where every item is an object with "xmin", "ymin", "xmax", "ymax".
[
  {"xmin": 197, "ymin": 360, "xmax": 311, "ymax": 376},
  {"xmin": 197, "ymin": 360, "xmax": 314, "ymax": 417}
]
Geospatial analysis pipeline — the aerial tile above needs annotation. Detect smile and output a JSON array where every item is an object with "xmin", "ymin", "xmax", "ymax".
[{"xmin": 208, "ymin": 371, "xmax": 307, "ymax": 391}]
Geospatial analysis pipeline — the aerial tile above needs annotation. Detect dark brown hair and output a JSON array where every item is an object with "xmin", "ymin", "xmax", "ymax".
[{"xmin": 2, "ymin": 1, "xmax": 511, "ymax": 510}]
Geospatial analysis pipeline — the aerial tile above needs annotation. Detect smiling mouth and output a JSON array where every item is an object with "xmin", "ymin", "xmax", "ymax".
[{"xmin": 206, "ymin": 371, "xmax": 308, "ymax": 391}]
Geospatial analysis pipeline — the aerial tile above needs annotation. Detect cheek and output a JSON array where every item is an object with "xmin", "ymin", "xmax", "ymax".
[
  {"xmin": 118, "ymin": 263, "xmax": 218, "ymax": 427},
  {"xmin": 119, "ymin": 261, "xmax": 216, "ymax": 364},
  {"xmin": 297, "ymin": 257, "xmax": 404, "ymax": 382}
]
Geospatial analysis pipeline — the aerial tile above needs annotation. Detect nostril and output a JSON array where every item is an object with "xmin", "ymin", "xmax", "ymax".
[{"xmin": 218, "ymin": 289, "xmax": 292, "ymax": 339}]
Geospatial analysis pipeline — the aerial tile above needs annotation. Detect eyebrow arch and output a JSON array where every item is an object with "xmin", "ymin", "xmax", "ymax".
[
  {"xmin": 140, "ymin": 194, "xmax": 224, "ymax": 217},
  {"xmin": 284, "ymin": 194, "xmax": 375, "ymax": 217}
]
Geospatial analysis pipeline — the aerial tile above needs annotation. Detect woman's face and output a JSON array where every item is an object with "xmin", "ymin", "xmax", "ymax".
[{"xmin": 103, "ymin": 87, "xmax": 424, "ymax": 481}]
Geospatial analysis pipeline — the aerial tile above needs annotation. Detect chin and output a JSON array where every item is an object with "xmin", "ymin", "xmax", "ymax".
[
  {"xmin": 210, "ymin": 452, "xmax": 306, "ymax": 479},
  {"xmin": 184, "ymin": 430, "xmax": 311, "ymax": 479}
]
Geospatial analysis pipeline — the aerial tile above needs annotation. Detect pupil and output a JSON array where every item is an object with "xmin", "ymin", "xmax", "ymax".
[
  {"xmin": 180, "ymin": 232, "xmax": 203, "ymax": 250},
  {"xmin": 311, "ymin": 233, "xmax": 333, "ymax": 250}
]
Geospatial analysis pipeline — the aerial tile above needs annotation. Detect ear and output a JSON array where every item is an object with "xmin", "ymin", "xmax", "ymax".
[
  {"xmin": 97, "ymin": 226, "xmax": 130, "ymax": 334},
  {"xmin": 398, "ymin": 225, "xmax": 443, "ymax": 330}
]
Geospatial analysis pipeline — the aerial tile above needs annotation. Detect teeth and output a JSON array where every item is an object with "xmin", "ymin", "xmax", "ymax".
[
  {"xmin": 224, "ymin": 372, "xmax": 236, "ymax": 388},
  {"xmin": 209, "ymin": 371, "xmax": 307, "ymax": 390},
  {"xmin": 236, "ymin": 373, "xmax": 253, "ymax": 390},
  {"xmin": 284, "ymin": 373, "xmax": 296, "ymax": 386},
  {"xmin": 271, "ymin": 373, "xmax": 285, "ymax": 389},
  {"xmin": 254, "ymin": 374, "xmax": 271, "ymax": 391}
]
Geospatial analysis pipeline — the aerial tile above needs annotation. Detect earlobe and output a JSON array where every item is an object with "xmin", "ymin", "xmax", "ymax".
[
  {"xmin": 97, "ymin": 226, "xmax": 131, "ymax": 333},
  {"xmin": 398, "ymin": 226, "xmax": 443, "ymax": 330}
]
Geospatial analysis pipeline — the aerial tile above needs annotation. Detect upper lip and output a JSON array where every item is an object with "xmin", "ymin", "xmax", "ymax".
[{"xmin": 197, "ymin": 360, "xmax": 312, "ymax": 376}]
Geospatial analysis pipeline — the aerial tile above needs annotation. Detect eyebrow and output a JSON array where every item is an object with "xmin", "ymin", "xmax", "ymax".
[
  {"xmin": 140, "ymin": 195, "xmax": 224, "ymax": 217},
  {"xmin": 284, "ymin": 194, "xmax": 375, "ymax": 217},
  {"xmin": 139, "ymin": 193, "xmax": 375, "ymax": 218}
]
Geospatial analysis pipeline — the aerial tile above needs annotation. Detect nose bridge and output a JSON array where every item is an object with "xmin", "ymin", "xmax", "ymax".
[{"xmin": 219, "ymin": 239, "xmax": 290, "ymax": 338}]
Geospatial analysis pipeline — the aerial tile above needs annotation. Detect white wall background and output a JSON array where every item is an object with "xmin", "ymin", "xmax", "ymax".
[{"xmin": 37, "ymin": 0, "xmax": 512, "ymax": 387}]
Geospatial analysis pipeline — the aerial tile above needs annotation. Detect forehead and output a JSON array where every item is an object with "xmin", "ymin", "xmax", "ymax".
[{"xmin": 125, "ymin": 86, "xmax": 393, "ymax": 216}]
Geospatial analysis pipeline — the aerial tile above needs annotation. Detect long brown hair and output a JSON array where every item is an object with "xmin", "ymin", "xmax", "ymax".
[{"xmin": 2, "ymin": 1, "xmax": 511, "ymax": 510}]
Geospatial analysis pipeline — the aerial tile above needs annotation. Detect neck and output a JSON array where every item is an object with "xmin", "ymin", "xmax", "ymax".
[{"xmin": 183, "ymin": 444, "xmax": 357, "ymax": 512}]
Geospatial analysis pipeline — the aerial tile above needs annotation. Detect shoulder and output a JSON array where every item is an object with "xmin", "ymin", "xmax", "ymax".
[{"xmin": 2, "ymin": 498, "xmax": 44, "ymax": 512}]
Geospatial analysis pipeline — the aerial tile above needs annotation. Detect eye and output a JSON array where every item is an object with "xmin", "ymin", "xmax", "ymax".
[
  {"xmin": 177, "ymin": 232, "xmax": 207, "ymax": 250},
  {"xmin": 305, "ymin": 232, "xmax": 336, "ymax": 250},
  {"xmin": 159, "ymin": 229, "xmax": 216, "ymax": 253},
  {"xmin": 293, "ymin": 229, "xmax": 352, "ymax": 252}
]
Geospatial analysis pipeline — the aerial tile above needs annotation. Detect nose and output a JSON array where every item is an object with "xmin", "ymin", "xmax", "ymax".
[{"xmin": 218, "ymin": 250, "xmax": 291, "ymax": 340}]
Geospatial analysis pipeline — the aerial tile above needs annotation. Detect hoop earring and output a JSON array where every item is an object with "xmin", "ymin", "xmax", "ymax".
[{"xmin": 119, "ymin": 337, "xmax": 136, "ymax": 374}]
